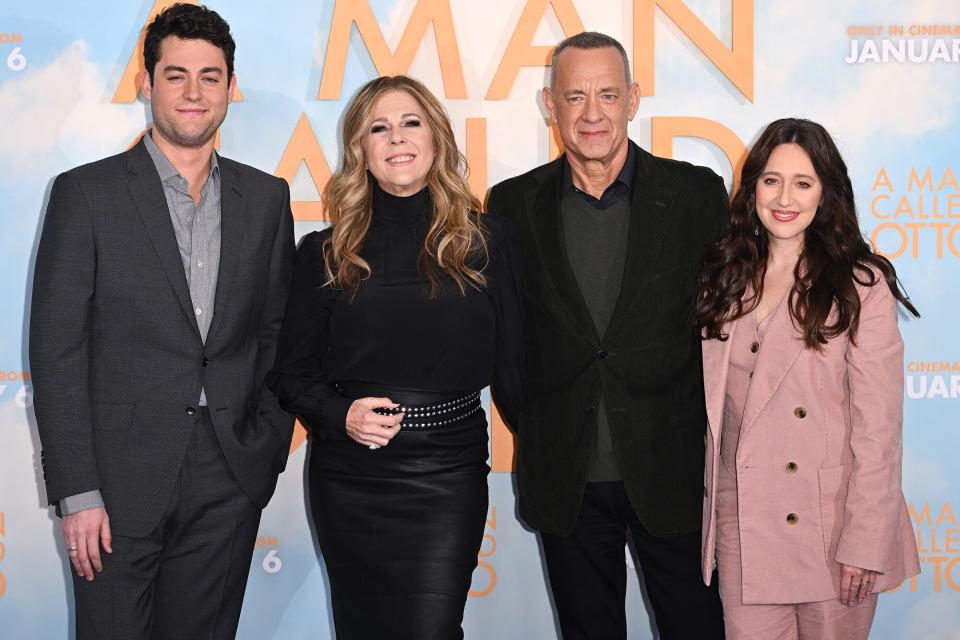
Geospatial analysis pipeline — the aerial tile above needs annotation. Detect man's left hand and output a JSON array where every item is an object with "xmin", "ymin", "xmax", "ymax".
[{"xmin": 63, "ymin": 506, "xmax": 112, "ymax": 581}]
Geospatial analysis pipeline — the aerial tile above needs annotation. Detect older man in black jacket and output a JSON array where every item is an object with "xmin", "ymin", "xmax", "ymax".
[{"xmin": 488, "ymin": 31, "xmax": 726, "ymax": 639}]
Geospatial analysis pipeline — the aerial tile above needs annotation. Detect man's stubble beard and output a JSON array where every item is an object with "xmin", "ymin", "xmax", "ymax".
[{"xmin": 151, "ymin": 107, "xmax": 226, "ymax": 149}]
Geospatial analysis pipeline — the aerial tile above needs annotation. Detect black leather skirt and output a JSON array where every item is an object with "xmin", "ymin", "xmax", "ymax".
[{"xmin": 309, "ymin": 383, "xmax": 489, "ymax": 640}]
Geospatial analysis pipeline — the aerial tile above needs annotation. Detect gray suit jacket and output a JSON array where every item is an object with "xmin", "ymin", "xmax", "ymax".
[{"xmin": 30, "ymin": 139, "xmax": 296, "ymax": 537}]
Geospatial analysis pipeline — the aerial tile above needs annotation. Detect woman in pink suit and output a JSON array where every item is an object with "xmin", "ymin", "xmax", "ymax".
[{"xmin": 694, "ymin": 118, "xmax": 920, "ymax": 639}]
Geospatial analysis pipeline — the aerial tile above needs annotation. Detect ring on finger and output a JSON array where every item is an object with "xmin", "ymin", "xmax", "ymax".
[
  {"xmin": 368, "ymin": 443, "xmax": 380, "ymax": 450},
  {"xmin": 66, "ymin": 544, "xmax": 78, "ymax": 552}
]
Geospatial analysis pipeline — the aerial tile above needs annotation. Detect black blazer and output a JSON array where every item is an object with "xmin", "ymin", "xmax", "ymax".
[
  {"xmin": 30, "ymin": 139, "xmax": 296, "ymax": 537},
  {"xmin": 487, "ymin": 142, "xmax": 727, "ymax": 536}
]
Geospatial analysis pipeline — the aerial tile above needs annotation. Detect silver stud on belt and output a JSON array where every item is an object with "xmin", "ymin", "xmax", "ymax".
[
  {"xmin": 401, "ymin": 404, "xmax": 482, "ymax": 429},
  {"xmin": 374, "ymin": 391, "xmax": 482, "ymax": 429}
]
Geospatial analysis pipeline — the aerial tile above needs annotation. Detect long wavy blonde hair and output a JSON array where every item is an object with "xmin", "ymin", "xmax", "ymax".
[{"xmin": 322, "ymin": 75, "xmax": 487, "ymax": 298}]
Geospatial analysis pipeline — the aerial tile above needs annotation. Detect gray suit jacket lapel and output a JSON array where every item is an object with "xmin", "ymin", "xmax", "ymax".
[
  {"xmin": 125, "ymin": 140, "xmax": 201, "ymax": 339},
  {"xmin": 209, "ymin": 157, "xmax": 246, "ymax": 341}
]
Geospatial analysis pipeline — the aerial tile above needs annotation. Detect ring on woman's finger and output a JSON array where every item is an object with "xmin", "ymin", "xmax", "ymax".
[
  {"xmin": 66, "ymin": 544, "xmax": 78, "ymax": 552},
  {"xmin": 368, "ymin": 443, "xmax": 380, "ymax": 450}
]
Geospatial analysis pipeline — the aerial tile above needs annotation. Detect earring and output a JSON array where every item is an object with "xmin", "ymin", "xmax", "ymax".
[{"xmin": 753, "ymin": 225, "xmax": 760, "ymax": 236}]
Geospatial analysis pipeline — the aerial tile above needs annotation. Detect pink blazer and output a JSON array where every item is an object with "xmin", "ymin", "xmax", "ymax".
[{"xmin": 700, "ymin": 277, "xmax": 920, "ymax": 604}]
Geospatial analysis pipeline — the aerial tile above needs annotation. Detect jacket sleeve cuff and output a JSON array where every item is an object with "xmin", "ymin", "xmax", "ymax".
[
  {"xmin": 59, "ymin": 490, "xmax": 104, "ymax": 516},
  {"xmin": 835, "ymin": 537, "xmax": 889, "ymax": 574},
  {"xmin": 318, "ymin": 394, "xmax": 354, "ymax": 440}
]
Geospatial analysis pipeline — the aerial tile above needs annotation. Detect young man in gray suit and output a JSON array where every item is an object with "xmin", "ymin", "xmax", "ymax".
[{"xmin": 30, "ymin": 5, "xmax": 295, "ymax": 637}]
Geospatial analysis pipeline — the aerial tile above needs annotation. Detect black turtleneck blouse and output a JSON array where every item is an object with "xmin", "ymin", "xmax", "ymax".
[{"xmin": 266, "ymin": 183, "xmax": 524, "ymax": 439}]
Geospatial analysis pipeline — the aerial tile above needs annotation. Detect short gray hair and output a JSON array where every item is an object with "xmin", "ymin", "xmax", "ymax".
[{"xmin": 550, "ymin": 31, "xmax": 632, "ymax": 88}]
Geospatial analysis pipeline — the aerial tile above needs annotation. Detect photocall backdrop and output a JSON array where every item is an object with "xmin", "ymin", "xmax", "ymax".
[{"xmin": 1, "ymin": 1, "xmax": 958, "ymax": 637}]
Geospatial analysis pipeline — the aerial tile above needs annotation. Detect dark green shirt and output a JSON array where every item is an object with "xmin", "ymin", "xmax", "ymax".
[{"xmin": 560, "ymin": 146, "xmax": 635, "ymax": 482}]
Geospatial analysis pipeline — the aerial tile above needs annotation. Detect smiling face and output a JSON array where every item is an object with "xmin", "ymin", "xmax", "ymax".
[
  {"xmin": 140, "ymin": 36, "xmax": 235, "ymax": 150},
  {"xmin": 543, "ymin": 46, "xmax": 640, "ymax": 169},
  {"xmin": 362, "ymin": 90, "xmax": 435, "ymax": 197},
  {"xmin": 755, "ymin": 143, "xmax": 823, "ymax": 251}
]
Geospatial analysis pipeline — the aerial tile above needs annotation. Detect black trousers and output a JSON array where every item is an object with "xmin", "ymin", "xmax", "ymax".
[
  {"xmin": 541, "ymin": 481, "xmax": 724, "ymax": 640},
  {"xmin": 73, "ymin": 409, "xmax": 261, "ymax": 640}
]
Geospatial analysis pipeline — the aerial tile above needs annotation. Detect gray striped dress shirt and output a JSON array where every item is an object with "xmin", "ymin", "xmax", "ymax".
[{"xmin": 143, "ymin": 131, "xmax": 222, "ymax": 357}]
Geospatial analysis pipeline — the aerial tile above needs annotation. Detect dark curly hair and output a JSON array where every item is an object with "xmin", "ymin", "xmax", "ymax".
[
  {"xmin": 143, "ymin": 3, "xmax": 235, "ymax": 82},
  {"xmin": 694, "ymin": 118, "xmax": 919, "ymax": 348}
]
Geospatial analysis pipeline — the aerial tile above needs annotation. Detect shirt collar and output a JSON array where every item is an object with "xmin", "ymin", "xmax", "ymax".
[
  {"xmin": 143, "ymin": 130, "xmax": 220, "ymax": 185},
  {"xmin": 561, "ymin": 143, "xmax": 636, "ymax": 199}
]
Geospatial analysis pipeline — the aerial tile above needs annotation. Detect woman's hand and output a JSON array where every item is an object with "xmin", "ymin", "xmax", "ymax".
[
  {"xmin": 839, "ymin": 564, "xmax": 879, "ymax": 606},
  {"xmin": 345, "ymin": 397, "xmax": 403, "ymax": 449}
]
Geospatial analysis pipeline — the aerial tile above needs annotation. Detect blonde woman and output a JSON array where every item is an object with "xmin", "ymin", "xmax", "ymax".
[{"xmin": 266, "ymin": 76, "xmax": 523, "ymax": 639}]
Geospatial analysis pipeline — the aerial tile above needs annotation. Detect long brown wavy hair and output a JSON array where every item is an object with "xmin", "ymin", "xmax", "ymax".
[
  {"xmin": 695, "ymin": 118, "xmax": 918, "ymax": 348},
  {"xmin": 322, "ymin": 75, "xmax": 486, "ymax": 298}
]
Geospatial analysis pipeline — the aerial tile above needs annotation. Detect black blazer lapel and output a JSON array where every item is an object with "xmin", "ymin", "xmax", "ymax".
[
  {"xmin": 125, "ymin": 140, "xmax": 201, "ymax": 339},
  {"xmin": 604, "ymin": 143, "xmax": 676, "ymax": 341},
  {"xmin": 209, "ymin": 157, "xmax": 246, "ymax": 340},
  {"xmin": 526, "ymin": 159, "xmax": 599, "ymax": 342}
]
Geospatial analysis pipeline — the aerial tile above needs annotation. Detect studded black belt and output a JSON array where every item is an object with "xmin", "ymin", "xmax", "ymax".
[{"xmin": 333, "ymin": 382, "xmax": 482, "ymax": 430}]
